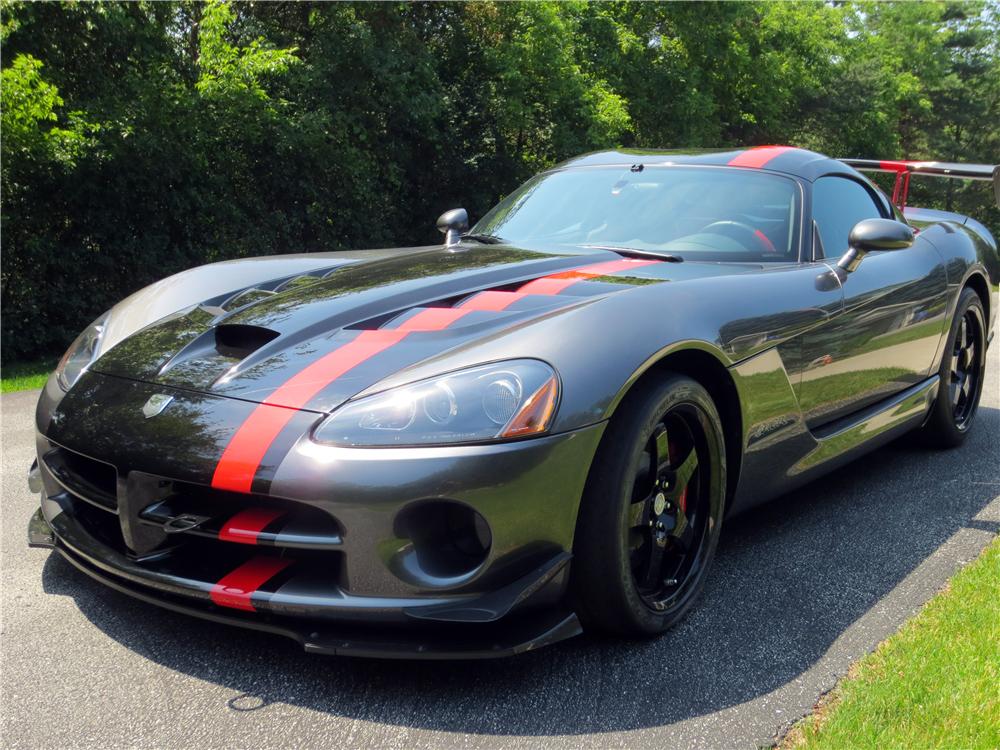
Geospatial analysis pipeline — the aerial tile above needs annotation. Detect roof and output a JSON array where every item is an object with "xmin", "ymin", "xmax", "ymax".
[{"xmin": 556, "ymin": 146, "xmax": 856, "ymax": 182}]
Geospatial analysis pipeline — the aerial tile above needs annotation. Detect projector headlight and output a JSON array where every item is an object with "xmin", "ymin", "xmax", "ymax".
[
  {"xmin": 55, "ymin": 311, "xmax": 110, "ymax": 391},
  {"xmin": 313, "ymin": 360, "xmax": 560, "ymax": 447}
]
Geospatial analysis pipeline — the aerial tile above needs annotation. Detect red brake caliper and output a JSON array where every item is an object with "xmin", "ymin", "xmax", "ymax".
[{"xmin": 669, "ymin": 441, "xmax": 689, "ymax": 514}]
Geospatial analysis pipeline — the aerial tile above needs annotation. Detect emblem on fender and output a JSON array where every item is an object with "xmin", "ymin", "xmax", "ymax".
[{"xmin": 142, "ymin": 394, "xmax": 174, "ymax": 419}]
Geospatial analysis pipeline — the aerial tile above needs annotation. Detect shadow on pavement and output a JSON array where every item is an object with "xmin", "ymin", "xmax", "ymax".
[{"xmin": 41, "ymin": 406, "xmax": 1000, "ymax": 736}]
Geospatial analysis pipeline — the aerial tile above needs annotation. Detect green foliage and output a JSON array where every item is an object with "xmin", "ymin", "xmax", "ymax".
[
  {"xmin": 2, "ymin": 0, "xmax": 999, "ymax": 363},
  {"xmin": 1, "ymin": 55, "xmax": 81, "ymax": 159},
  {"xmin": 196, "ymin": 1, "xmax": 298, "ymax": 102}
]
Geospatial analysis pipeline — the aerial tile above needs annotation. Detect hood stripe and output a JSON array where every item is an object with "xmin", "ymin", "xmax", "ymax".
[
  {"xmin": 727, "ymin": 146, "xmax": 794, "ymax": 169},
  {"xmin": 210, "ymin": 257, "xmax": 660, "ymax": 494},
  {"xmin": 210, "ymin": 556, "xmax": 292, "ymax": 611},
  {"xmin": 219, "ymin": 508, "xmax": 287, "ymax": 545},
  {"xmin": 518, "ymin": 258, "xmax": 657, "ymax": 295},
  {"xmin": 457, "ymin": 290, "xmax": 528, "ymax": 311},
  {"xmin": 392, "ymin": 306, "xmax": 475, "ymax": 331},
  {"xmin": 211, "ymin": 330, "xmax": 407, "ymax": 493}
]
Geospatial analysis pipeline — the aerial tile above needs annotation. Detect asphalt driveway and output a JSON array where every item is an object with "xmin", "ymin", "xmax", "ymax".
[{"xmin": 2, "ymin": 343, "xmax": 998, "ymax": 749}]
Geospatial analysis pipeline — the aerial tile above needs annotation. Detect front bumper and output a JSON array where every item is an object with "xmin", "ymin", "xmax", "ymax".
[
  {"xmin": 30, "ymin": 375, "xmax": 605, "ymax": 658},
  {"xmin": 29, "ymin": 508, "xmax": 581, "ymax": 659}
]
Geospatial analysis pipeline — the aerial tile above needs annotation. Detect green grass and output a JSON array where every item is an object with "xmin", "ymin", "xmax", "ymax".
[
  {"xmin": 1, "ymin": 360, "xmax": 55, "ymax": 393},
  {"xmin": 783, "ymin": 537, "xmax": 1000, "ymax": 750}
]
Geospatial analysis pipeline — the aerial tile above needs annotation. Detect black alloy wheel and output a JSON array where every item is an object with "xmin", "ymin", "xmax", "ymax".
[
  {"xmin": 572, "ymin": 374, "xmax": 726, "ymax": 636},
  {"xmin": 948, "ymin": 307, "xmax": 984, "ymax": 429},
  {"xmin": 627, "ymin": 408, "xmax": 709, "ymax": 613},
  {"xmin": 920, "ymin": 287, "xmax": 987, "ymax": 448}
]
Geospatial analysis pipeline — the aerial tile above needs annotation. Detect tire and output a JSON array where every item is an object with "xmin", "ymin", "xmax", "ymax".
[
  {"xmin": 571, "ymin": 374, "xmax": 726, "ymax": 636},
  {"xmin": 919, "ymin": 287, "xmax": 987, "ymax": 448}
]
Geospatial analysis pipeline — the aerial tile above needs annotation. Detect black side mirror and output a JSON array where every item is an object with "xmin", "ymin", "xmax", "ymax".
[
  {"xmin": 837, "ymin": 218, "xmax": 914, "ymax": 273},
  {"xmin": 436, "ymin": 208, "xmax": 469, "ymax": 247}
]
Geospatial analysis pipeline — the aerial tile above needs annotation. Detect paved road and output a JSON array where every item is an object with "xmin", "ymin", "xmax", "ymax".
[{"xmin": 3, "ymin": 344, "xmax": 998, "ymax": 749}]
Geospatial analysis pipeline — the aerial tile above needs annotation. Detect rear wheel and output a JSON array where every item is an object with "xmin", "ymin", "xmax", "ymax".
[
  {"xmin": 571, "ymin": 374, "xmax": 726, "ymax": 636},
  {"xmin": 919, "ymin": 287, "xmax": 987, "ymax": 448}
]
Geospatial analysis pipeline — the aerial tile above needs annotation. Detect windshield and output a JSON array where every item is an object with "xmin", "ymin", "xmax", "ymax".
[{"xmin": 472, "ymin": 166, "xmax": 802, "ymax": 262}]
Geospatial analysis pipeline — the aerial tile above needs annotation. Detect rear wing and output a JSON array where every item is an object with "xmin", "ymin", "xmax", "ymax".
[{"xmin": 839, "ymin": 159, "xmax": 1000, "ymax": 211}]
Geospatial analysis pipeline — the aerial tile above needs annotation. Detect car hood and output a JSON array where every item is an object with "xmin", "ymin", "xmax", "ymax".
[{"xmin": 91, "ymin": 244, "xmax": 755, "ymax": 414}]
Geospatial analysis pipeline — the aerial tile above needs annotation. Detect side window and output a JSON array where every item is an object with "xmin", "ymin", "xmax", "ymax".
[{"xmin": 812, "ymin": 176, "xmax": 884, "ymax": 258}]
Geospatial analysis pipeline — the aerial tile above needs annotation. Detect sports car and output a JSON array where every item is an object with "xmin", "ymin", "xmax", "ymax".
[{"xmin": 27, "ymin": 146, "xmax": 999, "ymax": 658}]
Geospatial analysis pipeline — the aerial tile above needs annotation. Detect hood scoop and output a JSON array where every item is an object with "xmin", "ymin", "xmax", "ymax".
[
  {"xmin": 215, "ymin": 324, "xmax": 280, "ymax": 359},
  {"xmin": 155, "ymin": 323, "xmax": 281, "ymax": 389}
]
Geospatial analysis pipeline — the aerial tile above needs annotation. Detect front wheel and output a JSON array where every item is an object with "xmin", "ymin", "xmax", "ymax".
[
  {"xmin": 919, "ymin": 287, "xmax": 987, "ymax": 448},
  {"xmin": 571, "ymin": 374, "xmax": 726, "ymax": 636}
]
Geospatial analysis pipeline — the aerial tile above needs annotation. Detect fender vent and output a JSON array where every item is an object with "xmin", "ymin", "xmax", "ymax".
[{"xmin": 214, "ymin": 324, "xmax": 280, "ymax": 360}]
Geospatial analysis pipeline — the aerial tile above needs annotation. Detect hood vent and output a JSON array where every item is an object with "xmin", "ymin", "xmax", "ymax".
[
  {"xmin": 214, "ymin": 324, "xmax": 280, "ymax": 360},
  {"xmin": 154, "ymin": 324, "xmax": 281, "ymax": 389}
]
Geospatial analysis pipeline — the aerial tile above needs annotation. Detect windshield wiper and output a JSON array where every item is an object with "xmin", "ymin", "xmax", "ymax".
[
  {"xmin": 461, "ymin": 233, "xmax": 506, "ymax": 245},
  {"xmin": 582, "ymin": 244, "xmax": 683, "ymax": 262}
]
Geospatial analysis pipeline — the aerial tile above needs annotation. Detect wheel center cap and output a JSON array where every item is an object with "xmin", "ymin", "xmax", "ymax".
[{"xmin": 653, "ymin": 492, "xmax": 667, "ymax": 515}]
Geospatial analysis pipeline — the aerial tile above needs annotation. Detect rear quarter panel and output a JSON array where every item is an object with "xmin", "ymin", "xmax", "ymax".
[{"xmin": 916, "ymin": 221, "xmax": 998, "ymax": 355}]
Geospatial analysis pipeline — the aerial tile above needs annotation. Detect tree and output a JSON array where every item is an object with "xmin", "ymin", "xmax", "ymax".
[{"xmin": 2, "ymin": 0, "xmax": 998, "ymax": 364}]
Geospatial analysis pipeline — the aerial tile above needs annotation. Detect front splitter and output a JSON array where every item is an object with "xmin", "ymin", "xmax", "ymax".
[{"xmin": 32, "ymin": 509, "xmax": 583, "ymax": 660}]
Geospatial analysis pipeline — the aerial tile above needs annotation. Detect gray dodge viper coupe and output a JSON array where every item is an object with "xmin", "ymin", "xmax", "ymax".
[{"xmin": 28, "ymin": 146, "xmax": 999, "ymax": 658}]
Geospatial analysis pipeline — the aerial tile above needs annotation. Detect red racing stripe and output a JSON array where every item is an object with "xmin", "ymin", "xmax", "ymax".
[
  {"xmin": 727, "ymin": 145, "xmax": 794, "ymax": 169},
  {"xmin": 515, "ymin": 277, "xmax": 577, "ymax": 295},
  {"xmin": 210, "ymin": 556, "xmax": 292, "ymax": 611},
  {"xmin": 457, "ymin": 290, "xmax": 527, "ymax": 311},
  {"xmin": 211, "ymin": 307, "xmax": 482, "ymax": 493},
  {"xmin": 219, "ymin": 508, "xmax": 287, "ymax": 545},
  {"xmin": 211, "ymin": 329, "xmax": 407, "ymax": 493},
  {"xmin": 211, "ymin": 256, "xmax": 661, "ymax": 493},
  {"xmin": 517, "ymin": 259, "xmax": 658, "ymax": 295},
  {"xmin": 393, "ymin": 306, "xmax": 473, "ymax": 331}
]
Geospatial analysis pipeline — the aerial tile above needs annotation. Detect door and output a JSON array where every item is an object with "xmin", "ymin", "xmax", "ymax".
[{"xmin": 795, "ymin": 175, "xmax": 949, "ymax": 428}]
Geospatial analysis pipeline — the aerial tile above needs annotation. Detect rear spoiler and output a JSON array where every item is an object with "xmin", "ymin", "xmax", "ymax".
[{"xmin": 839, "ymin": 159, "xmax": 1000, "ymax": 211}]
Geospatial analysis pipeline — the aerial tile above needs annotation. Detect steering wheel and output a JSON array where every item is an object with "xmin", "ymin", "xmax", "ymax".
[{"xmin": 702, "ymin": 221, "xmax": 777, "ymax": 254}]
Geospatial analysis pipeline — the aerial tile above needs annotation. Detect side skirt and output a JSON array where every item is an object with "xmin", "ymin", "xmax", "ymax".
[
  {"xmin": 729, "ymin": 374, "xmax": 939, "ymax": 514},
  {"xmin": 791, "ymin": 374, "xmax": 940, "ymax": 477}
]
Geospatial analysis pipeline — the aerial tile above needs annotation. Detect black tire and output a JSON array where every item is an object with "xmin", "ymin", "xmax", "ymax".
[
  {"xmin": 919, "ymin": 287, "xmax": 987, "ymax": 448},
  {"xmin": 571, "ymin": 374, "xmax": 726, "ymax": 636}
]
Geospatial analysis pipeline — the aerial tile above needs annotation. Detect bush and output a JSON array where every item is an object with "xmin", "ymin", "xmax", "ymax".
[{"xmin": 2, "ymin": 1, "xmax": 998, "ymax": 363}]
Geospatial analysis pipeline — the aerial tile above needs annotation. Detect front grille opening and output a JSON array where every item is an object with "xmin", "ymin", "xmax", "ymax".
[
  {"xmin": 60, "ymin": 449, "xmax": 117, "ymax": 496},
  {"xmin": 53, "ymin": 468, "xmax": 347, "ymax": 595},
  {"xmin": 69, "ymin": 496, "xmax": 128, "ymax": 550},
  {"xmin": 137, "ymin": 480, "xmax": 343, "ymax": 552},
  {"xmin": 45, "ymin": 447, "xmax": 119, "ymax": 510}
]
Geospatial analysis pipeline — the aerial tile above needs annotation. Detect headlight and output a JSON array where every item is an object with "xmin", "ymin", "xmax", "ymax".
[
  {"xmin": 55, "ymin": 311, "xmax": 109, "ymax": 391},
  {"xmin": 313, "ymin": 360, "xmax": 560, "ymax": 447}
]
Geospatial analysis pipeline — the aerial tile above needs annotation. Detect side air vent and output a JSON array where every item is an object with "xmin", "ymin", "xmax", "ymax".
[{"xmin": 214, "ymin": 324, "xmax": 280, "ymax": 360}]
